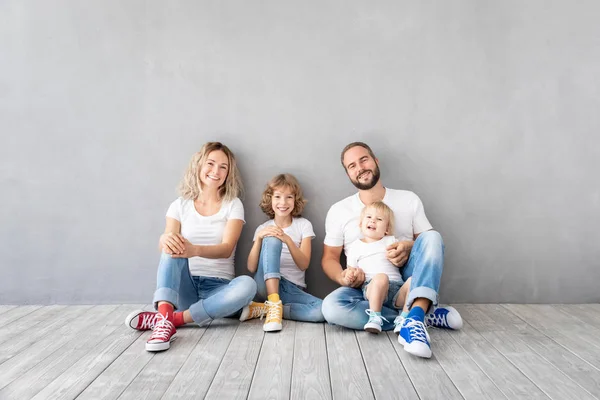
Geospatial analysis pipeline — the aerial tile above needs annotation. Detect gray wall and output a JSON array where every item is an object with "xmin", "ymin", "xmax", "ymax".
[{"xmin": 2, "ymin": 1, "xmax": 599, "ymax": 305}]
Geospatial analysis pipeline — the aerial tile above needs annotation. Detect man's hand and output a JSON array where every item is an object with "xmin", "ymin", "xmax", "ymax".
[
  {"xmin": 172, "ymin": 238, "xmax": 198, "ymax": 259},
  {"xmin": 340, "ymin": 267, "xmax": 365, "ymax": 288},
  {"xmin": 386, "ymin": 240, "xmax": 414, "ymax": 267}
]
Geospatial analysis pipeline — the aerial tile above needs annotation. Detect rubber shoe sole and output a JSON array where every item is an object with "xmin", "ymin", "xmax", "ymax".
[
  {"xmin": 398, "ymin": 334, "xmax": 432, "ymax": 358},
  {"xmin": 146, "ymin": 334, "xmax": 176, "ymax": 352}
]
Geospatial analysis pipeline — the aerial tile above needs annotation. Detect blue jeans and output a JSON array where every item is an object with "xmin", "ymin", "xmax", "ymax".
[
  {"xmin": 322, "ymin": 230, "xmax": 444, "ymax": 331},
  {"xmin": 362, "ymin": 279, "xmax": 404, "ymax": 310},
  {"xmin": 254, "ymin": 237, "xmax": 324, "ymax": 322},
  {"xmin": 153, "ymin": 253, "xmax": 257, "ymax": 326}
]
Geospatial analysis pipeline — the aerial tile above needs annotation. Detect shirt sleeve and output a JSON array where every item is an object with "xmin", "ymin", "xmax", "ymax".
[
  {"xmin": 228, "ymin": 198, "xmax": 245, "ymax": 223},
  {"xmin": 252, "ymin": 222, "xmax": 266, "ymax": 242},
  {"xmin": 412, "ymin": 195, "xmax": 432, "ymax": 234},
  {"xmin": 301, "ymin": 219, "xmax": 316, "ymax": 240},
  {"xmin": 165, "ymin": 198, "xmax": 181, "ymax": 221},
  {"xmin": 324, "ymin": 206, "xmax": 344, "ymax": 247},
  {"xmin": 384, "ymin": 236, "xmax": 397, "ymax": 247}
]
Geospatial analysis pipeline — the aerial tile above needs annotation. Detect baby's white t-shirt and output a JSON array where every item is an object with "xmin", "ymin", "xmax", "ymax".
[
  {"xmin": 253, "ymin": 217, "xmax": 315, "ymax": 288},
  {"xmin": 346, "ymin": 235, "xmax": 403, "ymax": 282},
  {"xmin": 324, "ymin": 189, "xmax": 432, "ymax": 256},
  {"xmin": 166, "ymin": 197, "xmax": 245, "ymax": 279}
]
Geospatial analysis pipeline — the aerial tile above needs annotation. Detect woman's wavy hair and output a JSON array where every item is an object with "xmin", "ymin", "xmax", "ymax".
[
  {"xmin": 259, "ymin": 173, "xmax": 307, "ymax": 219},
  {"xmin": 178, "ymin": 142, "xmax": 243, "ymax": 202},
  {"xmin": 360, "ymin": 201, "xmax": 395, "ymax": 235}
]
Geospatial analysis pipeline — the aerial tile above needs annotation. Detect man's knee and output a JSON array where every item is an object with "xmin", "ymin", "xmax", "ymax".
[{"xmin": 417, "ymin": 230, "xmax": 443, "ymax": 247}]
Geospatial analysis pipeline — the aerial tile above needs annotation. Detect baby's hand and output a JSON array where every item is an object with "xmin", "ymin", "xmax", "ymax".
[{"xmin": 341, "ymin": 267, "xmax": 358, "ymax": 286}]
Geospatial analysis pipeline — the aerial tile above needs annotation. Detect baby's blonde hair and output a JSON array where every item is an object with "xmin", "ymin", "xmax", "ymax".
[{"xmin": 360, "ymin": 201, "xmax": 395, "ymax": 235}]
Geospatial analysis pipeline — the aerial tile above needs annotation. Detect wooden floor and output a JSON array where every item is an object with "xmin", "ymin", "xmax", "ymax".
[{"xmin": 0, "ymin": 304, "xmax": 600, "ymax": 400}]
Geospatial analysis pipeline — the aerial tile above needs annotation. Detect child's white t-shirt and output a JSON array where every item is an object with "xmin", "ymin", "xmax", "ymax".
[
  {"xmin": 166, "ymin": 197, "xmax": 245, "ymax": 279},
  {"xmin": 346, "ymin": 235, "xmax": 403, "ymax": 282},
  {"xmin": 324, "ymin": 189, "xmax": 432, "ymax": 256},
  {"xmin": 252, "ymin": 217, "xmax": 315, "ymax": 288}
]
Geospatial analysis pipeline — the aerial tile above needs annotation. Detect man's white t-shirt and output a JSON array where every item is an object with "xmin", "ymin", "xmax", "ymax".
[
  {"xmin": 253, "ymin": 217, "xmax": 315, "ymax": 288},
  {"xmin": 166, "ymin": 197, "xmax": 245, "ymax": 279},
  {"xmin": 324, "ymin": 189, "xmax": 432, "ymax": 256},
  {"xmin": 346, "ymin": 236, "xmax": 403, "ymax": 282}
]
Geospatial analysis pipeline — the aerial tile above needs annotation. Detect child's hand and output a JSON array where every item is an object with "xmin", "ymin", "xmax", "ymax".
[
  {"xmin": 340, "ymin": 267, "xmax": 364, "ymax": 287},
  {"xmin": 257, "ymin": 226, "xmax": 284, "ymax": 240}
]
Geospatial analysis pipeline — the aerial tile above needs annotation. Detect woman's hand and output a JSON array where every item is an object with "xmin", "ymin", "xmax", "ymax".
[
  {"xmin": 160, "ymin": 232, "xmax": 185, "ymax": 255},
  {"xmin": 172, "ymin": 238, "xmax": 198, "ymax": 259}
]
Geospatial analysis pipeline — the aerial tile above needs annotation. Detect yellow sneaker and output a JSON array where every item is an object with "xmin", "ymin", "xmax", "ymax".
[
  {"xmin": 263, "ymin": 300, "xmax": 283, "ymax": 332},
  {"xmin": 239, "ymin": 301, "xmax": 267, "ymax": 322}
]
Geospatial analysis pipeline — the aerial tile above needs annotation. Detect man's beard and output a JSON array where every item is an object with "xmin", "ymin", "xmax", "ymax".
[{"xmin": 350, "ymin": 165, "xmax": 381, "ymax": 190}]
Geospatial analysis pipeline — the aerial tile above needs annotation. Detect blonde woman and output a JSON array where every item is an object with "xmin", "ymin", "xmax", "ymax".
[{"xmin": 126, "ymin": 142, "xmax": 256, "ymax": 352}]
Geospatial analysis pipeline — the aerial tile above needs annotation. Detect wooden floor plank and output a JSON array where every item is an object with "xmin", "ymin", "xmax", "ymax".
[
  {"xmin": 325, "ymin": 325, "xmax": 374, "ymax": 400},
  {"xmin": 0, "ymin": 305, "xmax": 116, "ymax": 390},
  {"xmin": 0, "ymin": 305, "xmax": 93, "ymax": 365},
  {"xmin": 203, "ymin": 319, "xmax": 265, "ymax": 400},
  {"xmin": 474, "ymin": 306, "xmax": 597, "ymax": 400},
  {"xmin": 162, "ymin": 319, "xmax": 240, "ymax": 399},
  {"xmin": 0, "ymin": 305, "xmax": 135, "ymax": 399},
  {"xmin": 0, "ymin": 305, "xmax": 67, "ymax": 337},
  {"xmin": 387, "ymin": 331, "xmax": 464, "ymax": 400},
  {"xmin": 429, "ymin": 328, "xmax": 507, "ymax": 400},
  {"xmin": 290, "ymin": 322, "xmax": 332, "ymax": 400},
  {"xmin": 118, "ymin": 324, "xmax": 208, "ymax": 400},
  {"xmin": 0, "ymin": 305, "xmax": 43, "ymax": 327},
  {"xmin": 355, "ymin": 331, "xmax": 419, "ymax": 400},
  {"xmin": 445, "ymin": 318, "xmax": 549, "ymax": 400},
  {"xmin": 76, "ymin": 331, "xmax": 155, "ymax": 400},
  {"xmin": 247, "ymin": 320, "xmax": 296, "ymax": 400},
  {"xmin": 30, "ymin": 309, "xmax": 146, "ymax": 400},
  {"xmin": 0, "ymin": 306, "xmax": 18, "ymax": 315},
  {"xmin": 552, "ymin": 304, "xmax": 600, "ymax": 330}
]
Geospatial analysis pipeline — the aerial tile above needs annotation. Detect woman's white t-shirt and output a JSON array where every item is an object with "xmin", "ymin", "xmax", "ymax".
[
  {"xmin": 252, "ymin": 217, "xmax": 315, "ymax": 288},
  {"xmin": 166, "ymin": 197, "xmax": 245, "ymax": 279}
]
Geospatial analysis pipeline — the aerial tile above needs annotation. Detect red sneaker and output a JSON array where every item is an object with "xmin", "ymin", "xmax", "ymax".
[
  {"xmin": 125, "ymin": 310, "xmax": 159, "ymax": 331},
  {"xmin": 146, "ymin": 315, "xmax": 176, "ymax": 352}
]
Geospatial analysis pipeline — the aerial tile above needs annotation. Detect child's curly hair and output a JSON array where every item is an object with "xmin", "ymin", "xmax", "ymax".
[{"xmin": 259, "ymin": 174, "xmax": 307, "ymax": 219}]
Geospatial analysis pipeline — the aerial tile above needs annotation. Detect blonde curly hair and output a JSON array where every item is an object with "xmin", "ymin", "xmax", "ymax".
[
  {"xmin": 178, "ymin": 142, "xmax": 243, "ymax": 202},
  {"xmin": 259, "ymin": 174, "xmax": 307, "ymax": 219}
]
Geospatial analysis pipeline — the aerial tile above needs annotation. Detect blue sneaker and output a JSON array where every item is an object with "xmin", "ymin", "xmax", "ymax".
[
  {"xmin": 398, "ymin": 317, "xmax": 432, "ymax": 358},
  {"xmin": 363, "ymin": 309, "xmax": 388, "ymax": 333},
  {"xmin": 425, "ymin": 306, "xmax": 463, "ymax": 330}
]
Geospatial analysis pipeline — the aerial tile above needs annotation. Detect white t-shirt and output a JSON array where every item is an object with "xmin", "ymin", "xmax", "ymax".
[
  {"xmin": 253, "ymin": 217, "xmax": 315, "ymax": 288},
  {"xmin": 166, "ymin": 197, "xmax": 245, "ymax": 279},
  {"xmin": 346, "ymin": 236, "xmax": 403, "ymax": 282},
  {"xmin": 324, "ymin": 188, "xmax": 432, "ymax": 256}
]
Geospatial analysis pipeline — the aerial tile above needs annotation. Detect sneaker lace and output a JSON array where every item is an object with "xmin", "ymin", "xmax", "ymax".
[
  {"xmin": 149, "ymin": 314, "xmax": 174, "ymax": 341},
  {"xmin": 426, "ymin": 311, "xmax": 447, "ymax": 329},
  {"xmin": 250, "ymin": 303, "xmax": 267, "ymax": 320},
  {"xmin": 405, "ymin": 318, "xmax": 428, "ymax": 343},
  {"xmin": 141, "ymin": 313, "xmax": 158, "ymax": 330},
  {"xmin": 365, "ymin": 309, "xmax": 389, "ymax": 324},
  {"xmin": 265, "ymin": 301, "xmax": 282, "ymax": 321}
]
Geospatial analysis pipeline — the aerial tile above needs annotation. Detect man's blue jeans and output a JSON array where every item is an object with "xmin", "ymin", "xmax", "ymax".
[
  {"xmin": 254, "ymin": 237, "xmax": 324, "ymax": 322},
  {"xmin": 153, "ymin": 253, "xmax": 257, "ymax": 326},
  {"xmin": 322, "ymin": 230, "xmax": 444, "ymax": 331}
]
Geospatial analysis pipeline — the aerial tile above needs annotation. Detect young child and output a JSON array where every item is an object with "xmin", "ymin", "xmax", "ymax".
[
  {"xmin": 345, "ymin": 201, "xmax": 413, "ymax": 333},
  {"xmin": 241, "ymin": 173, "xmax": 324, "ymax": 332}
]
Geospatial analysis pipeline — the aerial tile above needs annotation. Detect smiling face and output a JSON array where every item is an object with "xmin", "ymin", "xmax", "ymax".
[
  {"xmin": 342, "ymin": 145, "xmax": 381, "ymax": 190},
  {"xmin": 360, "ymin": 206, "xmax": 390, "ymax": 240},
  {"xmin": 271, "ymin": 186, "xmax": 295, "ymax": 218},
  {"xmin": 199, "ymin": 150, "xmax": 229, "ymax": 189}
]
